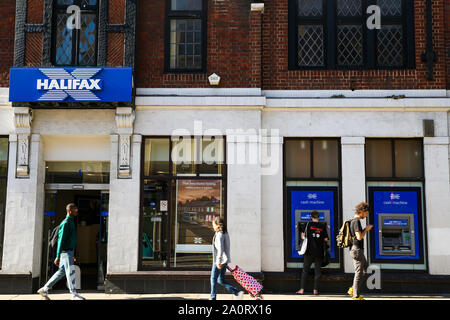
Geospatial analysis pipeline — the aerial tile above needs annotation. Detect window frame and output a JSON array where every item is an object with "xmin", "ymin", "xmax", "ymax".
[
  {"xmin": 284, "ymin": 137, "xmax": 342, "ymax": 181},
  {"xmin": 164, "ymin": 0, "xmax": 207, "ymax": 74},
  {"xmin": 139, "ymin": 136, "xmax": 227, "ymax": 271},
  {"xmin": 288, "ymin": 0, "xmax": 415, "ymax": 70},
  {"xmin": 365, "ymin": 138, "xmax": 425, "ymax": 181},
  {"xmin": 283, "ymin": 137, "xmax": 343, "ymax": 271},
  {"xmin": 0, "ymin": 136, "xmax": 9, "ymax": 270},
  {"xmin": 52, "ymin": 0, "xmax": 99, "ymax": 66}
]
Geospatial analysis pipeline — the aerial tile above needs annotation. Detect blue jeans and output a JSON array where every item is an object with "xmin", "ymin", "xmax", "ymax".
[
  {"xmin": 44, "ymin": 251, "xmax": 77, "ymax": 293},
  {"xmin": 210, "ymin": 263, "xmax": 238, "ymax": 300}
]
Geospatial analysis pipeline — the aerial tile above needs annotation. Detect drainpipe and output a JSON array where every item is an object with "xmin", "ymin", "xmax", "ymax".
[{"xmin": 421, "ymin": 0, "xmax": 437, "ymax": 80}]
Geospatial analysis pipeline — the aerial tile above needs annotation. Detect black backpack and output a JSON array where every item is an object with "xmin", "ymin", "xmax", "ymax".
[{"xmin": 49, "ymin": 224, "xmax": 60, "ymax": 248}]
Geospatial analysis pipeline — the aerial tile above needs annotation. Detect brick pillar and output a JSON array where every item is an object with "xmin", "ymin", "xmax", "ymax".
[{"xmin": 250, "ymin": 3, "xmax": 264, "ymax": 88}]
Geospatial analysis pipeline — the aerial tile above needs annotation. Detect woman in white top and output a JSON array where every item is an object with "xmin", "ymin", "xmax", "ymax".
[{"xmin": 210, "ymin": 217, "xmax": 244, "ymax": 300}]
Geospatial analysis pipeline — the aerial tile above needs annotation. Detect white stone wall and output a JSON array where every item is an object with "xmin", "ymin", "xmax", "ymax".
[
  {"xmin": 423, "ymin": 137, "xmax": 450, "ymax": 275},
  {"xmin": 0, "ymin": 99, "xmax": 449, "ymax": 278}
]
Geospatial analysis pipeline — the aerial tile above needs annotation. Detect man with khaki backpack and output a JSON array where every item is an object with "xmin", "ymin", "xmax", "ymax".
[{"xmin": 346, "ymin": 202, "xmax": 372, "ymax": 300}]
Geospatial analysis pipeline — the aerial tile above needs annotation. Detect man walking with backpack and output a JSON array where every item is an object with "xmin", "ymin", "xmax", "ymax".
[
  {"xmin": 347, "ymin": 201, "xmax": 373, "ymax": 300},
  {"xmin": 37, "ymin": 203, "xmax": 85, "ymax": 300}
]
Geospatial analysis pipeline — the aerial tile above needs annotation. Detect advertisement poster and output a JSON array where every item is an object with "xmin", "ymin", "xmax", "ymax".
[
  {"xmin": 289, "ymin": 188, "xmax": 336, "ymax": 260},
  {"xmin": 372, "ymin": 189, "xmax": 421, "ymax": 260},
  {"xmin": 174, "ymin": 179, "xmax": 222, "ymax": 266}
]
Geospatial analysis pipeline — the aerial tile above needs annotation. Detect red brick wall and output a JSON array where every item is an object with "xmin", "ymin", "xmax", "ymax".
[
  {"xmin": 262, "ymin": 0, "xmax": 447, "ymax": 90},
  {"xmin": 445, "ymin": 0, "xmax": 450, "ymax": 90},
  {"xmin": 135, "ymin": 0, "xmax": 258, "ymax": 88},
  {"xmin": 0, "ymin": 0, "xmax": 16, "ymax": 87}
]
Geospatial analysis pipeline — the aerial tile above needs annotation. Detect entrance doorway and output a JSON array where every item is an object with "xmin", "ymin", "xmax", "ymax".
[{"xmin": 40, "ymin": 189, "xmax": 109, "ymax": 291}]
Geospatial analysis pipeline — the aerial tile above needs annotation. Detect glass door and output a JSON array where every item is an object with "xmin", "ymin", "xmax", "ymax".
[
  {"xmin": 97, "ymin": 191, "xmax": 109, "ymax": 290},
  {"xmin": 40, "ymin": 191, "xmax": 58, "ymax": 286},
  {"xmin": 142, "ymin": 180, "xmax": 169, "ymax": 268}
]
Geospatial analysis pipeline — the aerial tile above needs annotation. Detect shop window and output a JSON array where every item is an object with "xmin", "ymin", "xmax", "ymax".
[
  {"xmin": 289, "ymin": 0, "xmax": 415, "ymax": 70},
  {"xmin": 285, "ymin": 138, "xmax": 339, "ymax": 179},
  {"xmin": 0, "ymin": 137, "xmax": 8, "ymax": 269},
  {"xmin": 45, "ymin": 161, "xmax": 110, "ymax": 184},
  {"xmin": 285, "ymin": 140, "xmax": 311, "ymax": 178},
  {"xmin": 141, "ymin": 136, "xmax": 226, "ymax": 270},
  {"xmin": 166, "ymin": 0, "xmax": 206, "ymax": 72},
  {"xmin": 144, "ymin": 138, "xmax": 170, "ymax": 176},
  {"xmin": 365, "ymin": 139, "xmax": 423, "ymax": 179},
  {"xmin": 53, "ymin": 0, "xmax": 98, "ymax": 66}
]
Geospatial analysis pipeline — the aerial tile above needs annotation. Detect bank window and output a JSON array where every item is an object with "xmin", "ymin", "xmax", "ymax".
[
  {"xmin": 141, "ymin": 136, "xmax": 226, "ymax": 270},
  {"xmin": 45, "ymin": 161, "xmax": 110, "ymax": 184},
  {"xmin": 166, "ymin": 0, "xmax": 206, "ymax": 72},
  {"xmin": 285, "ymin": 138, "xmax": 340, "ymax": 179},
  {"xmin": 365, "ymin": 139, "xmax": 423, "ymax": 179},
  {"xmin": 289, "ymin": 0, "xmax": 414, "ymax": 69},
  {"xmin": 53, "ymin": 0, "xmax": 98, "ymax": 66},
  {"xmin": 0, "ymin": 138, "xmax": 8, "ymax": 269}
]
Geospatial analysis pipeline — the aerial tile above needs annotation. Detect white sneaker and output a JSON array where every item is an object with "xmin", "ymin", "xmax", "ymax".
[
  {"xmin": 71, "ymin": 292, "xmax": 86, "ymax": 300},
  {"xmin": 234, "ymin": 291, "xmax": 244, "ymax": 300},
  {"xmin": 37, "ymin": 287, "xmax": 49, "ymax": 299}
]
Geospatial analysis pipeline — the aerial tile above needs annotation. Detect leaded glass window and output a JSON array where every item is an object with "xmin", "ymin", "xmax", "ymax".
[
  {"xmin": 53, "ymin": 0, "xmax": 98, "ymax": 66},
  {"xmin": 289, "ymin": 0, "xmax": 414, "ymax": 70}
]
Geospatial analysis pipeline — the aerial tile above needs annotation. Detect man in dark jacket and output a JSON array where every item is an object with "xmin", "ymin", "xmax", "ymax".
[{"xmin": 37, "ymin": 203, "xmax": 85, "ymax": 300}]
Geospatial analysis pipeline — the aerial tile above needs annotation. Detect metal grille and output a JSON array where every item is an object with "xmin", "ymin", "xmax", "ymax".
[
  {"xmin": 170, "ymin": 19, "xmax": 202, "ymax": 70},
  {"xmin": 377, "ymin": 0, "xmax": 402, "ymax": 16},
  {"xmin": 55, "ymin": 13, "xmax": 73, "ymax": 65},
  {"xmin": 298, "ymin": 0, "xmax": 323, "ymax": 17},
  {"xmin": 377, "ymin": 25, "xmax": 403, "ymax": 67},
  {"xmin": 337, "ymin": 25, "xmax": 363, "ymax": 66},
  {"xmin": 297, "ymin": 25, "xmax": 324, "ymax": 67},
  {"xmin": 337, "ymin": 0, "xmax": 362, "ymax": 17},
  {"xmin": 78, "ymin": 14, "xmax": 97, "ymax": 66},
  {"xmin": 171, "ymin": 0, "xmax": 202, "ymax": 11}
]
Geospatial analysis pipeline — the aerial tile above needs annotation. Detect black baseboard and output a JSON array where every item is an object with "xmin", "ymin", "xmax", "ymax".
[
  {"xmin": 105, "ymin": 271, "xmax": 450, "ymax": 295},
  {"xmin": 0, "ymin": 273, "xmax": 35, "ymax": 294}
]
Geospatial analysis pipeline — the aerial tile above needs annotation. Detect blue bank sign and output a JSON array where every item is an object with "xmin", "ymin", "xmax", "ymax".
[{"xmin": 9, "ymin": 67, "xmax": 132, "ymax": 102}]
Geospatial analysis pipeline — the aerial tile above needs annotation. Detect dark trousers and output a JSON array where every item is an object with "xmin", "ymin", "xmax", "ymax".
[
  {"xmin": 300, "ymin": 254, "xmax": 323, "ymax": 291},
  {"xmin": 210, "ymin": 263, "xmax": 238, "ymax": 300},
  {"xmin": 350, "ymin": 246, "xmax": 368, "ymax": 297}
]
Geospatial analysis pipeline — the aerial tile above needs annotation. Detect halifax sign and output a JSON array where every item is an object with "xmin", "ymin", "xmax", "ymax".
[{"xmin": 9, "ymin": 67, "xmax": 132, "ymax": 103}]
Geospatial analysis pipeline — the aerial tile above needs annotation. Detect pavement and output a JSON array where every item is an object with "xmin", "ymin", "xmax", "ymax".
[{"xmin": 1, "ymin": 291, "xmax": 450, "ymax": 300}]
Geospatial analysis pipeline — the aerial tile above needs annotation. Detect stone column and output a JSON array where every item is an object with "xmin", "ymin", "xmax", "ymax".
[
  {"xmin": 226, "ymin": 132, "xmax": 261, "ymax": 272},
  {"xmin": 261, "ymin": 133, "xmax": 284, "ymax": 272},
  {"xmin": 423, "ymin": 137, "xmax": 450, "ymax": 275},
  {"xmin": 107, "ymin": 107, "xmax": 140, "ymax": 274},
  {"xmin": 341, "ymin": 137, "xmax": 366, "ymax": 273},
  {"xmin": 2, "ymin": 133, "xmax": 44, "ymax": 279}
]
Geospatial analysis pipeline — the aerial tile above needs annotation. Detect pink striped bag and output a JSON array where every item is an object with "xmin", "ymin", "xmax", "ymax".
[{"xmin": 227, "ymin": 265, "xmax": 263, "ymax": 299}]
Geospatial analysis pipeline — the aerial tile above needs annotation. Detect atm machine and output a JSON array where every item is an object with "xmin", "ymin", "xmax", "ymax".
[
  {"xmin": 369, "ymin": 187, "xmax": 423, "ymax": 264},
  {"xmin": 377, "ymin": 213, "xmax": 415, "ymax": 257}
]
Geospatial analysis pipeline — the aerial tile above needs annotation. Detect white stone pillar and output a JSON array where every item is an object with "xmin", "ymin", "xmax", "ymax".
[
  {"xmin": 341, "ymin": 137, "xmax": 366, "ymax": 273},
  {"xmin": 261, "ymin": 135, "xmax": 284, "ymax": 272},
  {"xmin": 423, "ymin": 137, "xmax": 450, "ymax": 275},
  {"xmin": 2, "ymin": 133, "xmax": 44, "ymax": 277},
  {"xmin": 107, "ymin": 134, "xmax": 141, "ymax": 273},
  {"xmin": 226, "ymin": 133, "xmax": 261, "ymax": 272}
]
